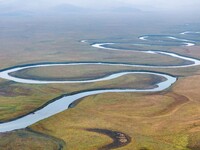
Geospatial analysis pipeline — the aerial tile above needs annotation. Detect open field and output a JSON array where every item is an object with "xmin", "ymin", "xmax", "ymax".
[
  {"xmin": 0, "ymin": 129, "xmax": 65, "ymax": 150},
  {"xmin": 0, "ymin": 14, "xmax": 199, "ymax": 150},
  {"xmin": 0, "ymin": 73, "xmax": 164, "ymax": 122},
  {"xmin": 29, "ymin": 74, "xmax": 200, "ymax": 150}
]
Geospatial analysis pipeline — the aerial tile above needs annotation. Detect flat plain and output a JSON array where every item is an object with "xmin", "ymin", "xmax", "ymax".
[{"xmin": 0, "ymin": 13, "xmax": 200, "ymax": 150}]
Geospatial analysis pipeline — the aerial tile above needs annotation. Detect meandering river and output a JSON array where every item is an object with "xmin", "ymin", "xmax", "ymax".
[{"xmin": 0, "ymin": 32, "xmax": 199, "ymax": 132}]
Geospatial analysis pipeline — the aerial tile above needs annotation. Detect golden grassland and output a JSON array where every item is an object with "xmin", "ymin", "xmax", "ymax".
[
  {"xmin": 0, "ymin": 45, "xmax": 199, "ymax": 149},
  {"xmin": 29, "ymin": 74, "xmax": 200, "ymax": 150},
  {"xmin": 0, "ymin": 74, "xmax": 162, "ymax": 122},
  {"xmin": 0, "ymin": 47, "xmax": 199, "ymax": 149},
  {"xmin": 0, "ymin": 129, "xmax": 65, "ymax": 150},
  {"xmin": 0, "ymin": 18, "xmax": 200, "ymax": 149}
]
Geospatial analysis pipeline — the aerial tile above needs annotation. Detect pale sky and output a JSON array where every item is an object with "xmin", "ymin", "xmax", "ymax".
[{"xmin": 0, "ymin": 0, "xmax": 200, "ymax": 13}]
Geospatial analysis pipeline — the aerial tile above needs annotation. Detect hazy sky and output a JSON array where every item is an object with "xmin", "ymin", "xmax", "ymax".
[{"xmin": 0, "ymin": 0, "xmax": 200, "ymax": 13}]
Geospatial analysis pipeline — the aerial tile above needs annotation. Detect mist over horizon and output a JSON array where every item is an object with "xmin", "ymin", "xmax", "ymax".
[
  {"xmin": 0, "ymin": 0, "xmax": 199, "ymax": 17},
  {"xmin": 0, "ymin": 0, "xmax": 200, "ymax": 35}
]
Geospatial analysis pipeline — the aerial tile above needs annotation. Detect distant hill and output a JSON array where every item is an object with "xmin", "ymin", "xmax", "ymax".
[{"xmin": 0, "ymin": 1, "xmax": 142, "ymax": 17}]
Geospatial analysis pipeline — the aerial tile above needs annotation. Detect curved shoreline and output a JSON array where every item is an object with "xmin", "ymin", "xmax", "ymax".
[
  {"xmin": 138, "ymin": 35, "xmax": 195, "ymax": 45},
  {"xmin": 0, "ymin": 70, "xmax": 174, "ymax": 124},
  {"xmin": 0, "ymin": 32, "xmax": 199, "ymax": 133},
  {"xmin": 91, "ymin": 43, "xmax": 200, "ymax": 68},
  {"xmin": 0, "ymin": 63, "xmax": 178, "ymax": 84},
  {"xmin": 0, "ymin": 50, "xmax": 200, "ymax": 83},
  {"xmin": 0, "ymin": 71, "xmax": 176, "ymax": 132},
  {"xmin": 1, "ymin": 32, "xmax": 200, "ymax": 83}
]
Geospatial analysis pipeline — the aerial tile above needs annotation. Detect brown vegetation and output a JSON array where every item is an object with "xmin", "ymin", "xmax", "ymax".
[
  {"xmin": 30, "ymin": 74, "xmax": 200, "ymax": 150},
  {"xmin": 0, "ymin": 129, "xmax": 65, "ymax": 150}
]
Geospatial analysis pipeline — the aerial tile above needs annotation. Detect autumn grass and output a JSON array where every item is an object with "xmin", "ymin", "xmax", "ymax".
[
  {"xmin": 0, "ymin": 83, "xmax": 64, "ymax": 122},
  {"xmin": 0, "ymin": 73, "xmax": 163, "ymax": 122},
  {"xmin": 29, "ymin": 75, "xmax": 200, "ymax": 150},
  {"xmin": 0, "ymin": 16, "xmax": 200, "ymax": 150},
  {"xmin": 0, "ymin": 129, "xmax": 65, "ymax": 150}
]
